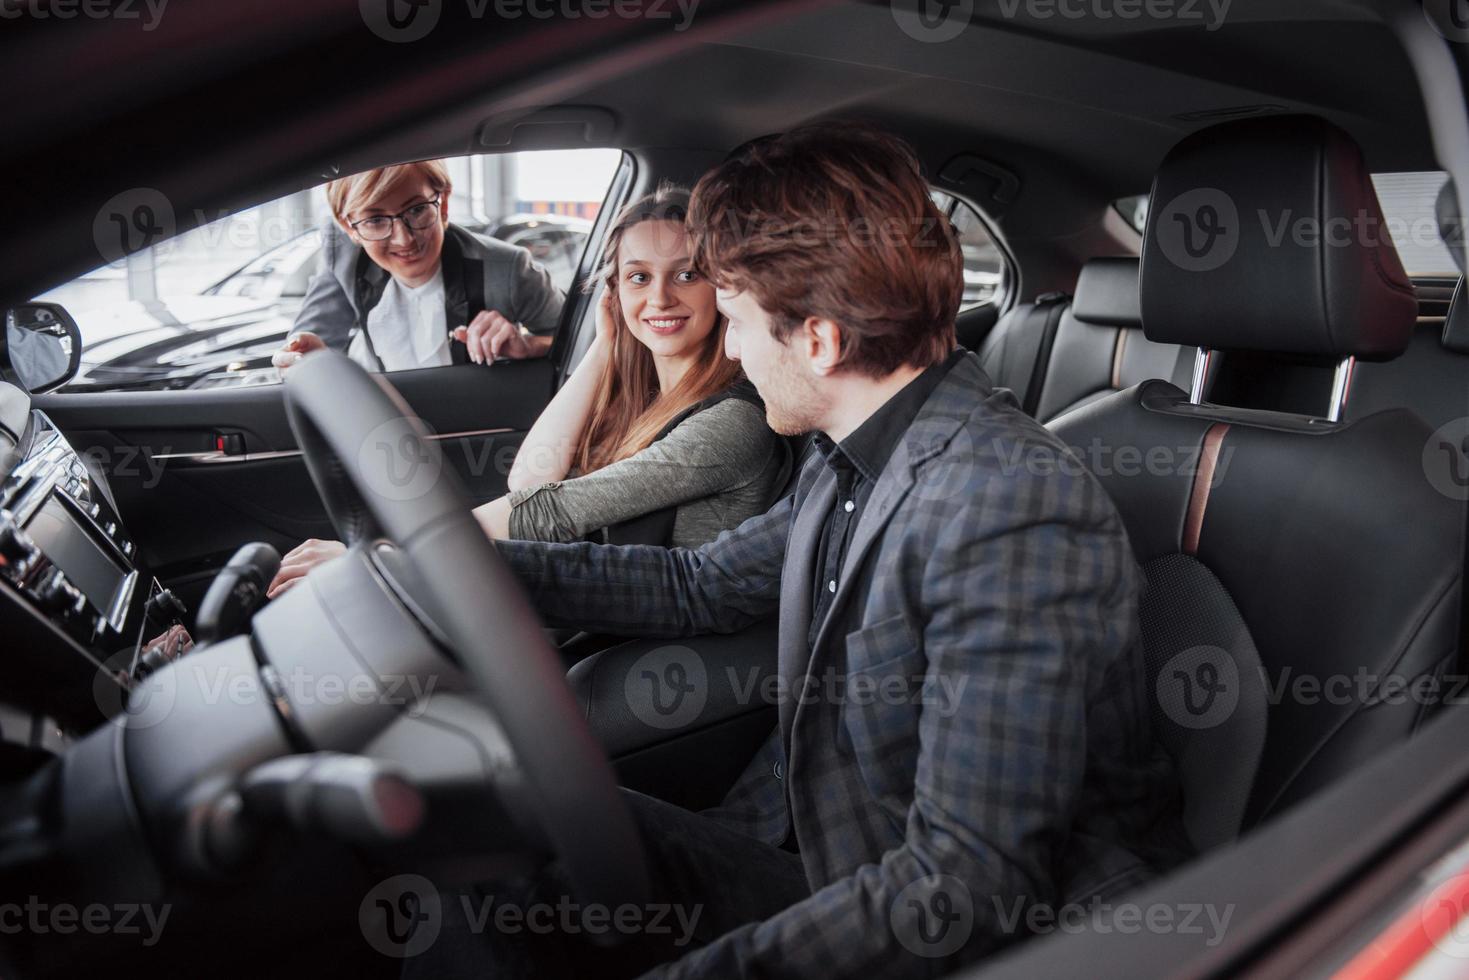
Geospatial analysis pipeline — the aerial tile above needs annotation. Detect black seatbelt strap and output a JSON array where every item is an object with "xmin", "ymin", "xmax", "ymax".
[{"xmin": 1021, "ymin": 292, "xmax": 1069, "ymax": 417}]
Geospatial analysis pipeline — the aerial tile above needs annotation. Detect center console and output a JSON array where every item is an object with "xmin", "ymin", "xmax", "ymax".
[{"xmin": 0, "ymin": 407, "xmax": 165, "ymax": 746}]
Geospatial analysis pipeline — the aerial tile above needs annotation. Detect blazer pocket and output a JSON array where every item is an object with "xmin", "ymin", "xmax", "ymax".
[{"xmin": 839, "ymin": 614, "xmax": 925, "ymax": 798}]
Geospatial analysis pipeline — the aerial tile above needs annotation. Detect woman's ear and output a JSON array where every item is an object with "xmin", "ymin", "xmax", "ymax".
[
  {"xmin": 437, "ymin": 189, "xmax": 451, "ymax": 223},
  {"xmin": 334, "ymin": 214, "xmax": 359, "ymax": 245}
]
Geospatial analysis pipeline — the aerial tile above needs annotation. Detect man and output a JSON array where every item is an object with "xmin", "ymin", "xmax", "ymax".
[
  {"xmin": 416, "ymin": 123, "xmax": 1190, "ymax": 978},
  {"xmin": 273, "ymin": 159, "xmax": 563, "ymax": 375}
]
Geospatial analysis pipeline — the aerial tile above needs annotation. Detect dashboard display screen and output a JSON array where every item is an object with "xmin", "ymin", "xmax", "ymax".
[{"xmin": 25, "ymin": 495, "xmax": 125, "ymax": 609}]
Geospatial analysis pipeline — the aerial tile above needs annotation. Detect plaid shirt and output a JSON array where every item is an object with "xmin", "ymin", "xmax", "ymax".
[{"xmin": 498, "ymin": 351, "xmax": 1191, "ymax": 978}]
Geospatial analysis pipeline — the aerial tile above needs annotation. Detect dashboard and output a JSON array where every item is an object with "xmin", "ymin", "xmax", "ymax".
[{"xmin": 0, "ymin": 387, "xmax": 166, "ymax": 763}]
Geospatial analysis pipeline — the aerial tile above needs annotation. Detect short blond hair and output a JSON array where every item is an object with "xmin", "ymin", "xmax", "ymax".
[{"xmin": 326, "ymin": 160, "xmax": 452, "ymax": 222}]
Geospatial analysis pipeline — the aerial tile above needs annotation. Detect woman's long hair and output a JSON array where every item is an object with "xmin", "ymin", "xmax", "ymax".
[{"xmin": 573, "ymin": 184, "xmax": 743, "ymax": 475}]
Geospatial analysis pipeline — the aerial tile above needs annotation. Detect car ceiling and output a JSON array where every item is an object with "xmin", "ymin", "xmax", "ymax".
[{"xmin": 0, "ymin": 0, "xmax": 1458, "ymax": 305}]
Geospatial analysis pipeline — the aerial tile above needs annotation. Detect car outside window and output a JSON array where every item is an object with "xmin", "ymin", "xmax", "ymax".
[
  {"xmin": 931, "ymin": 190, "xmax": 1012, "ymax": 312},
  {"xmin": 38, "ymin": 149, "xmax": 623, "ymax": 392}
]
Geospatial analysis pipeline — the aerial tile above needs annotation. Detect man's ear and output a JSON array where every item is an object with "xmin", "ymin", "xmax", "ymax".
[{"xmin": 803, "ymin": 317, "xmax": 845, "ymax": 376}]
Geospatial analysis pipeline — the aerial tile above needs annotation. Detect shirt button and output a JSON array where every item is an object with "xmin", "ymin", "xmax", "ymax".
[
  {"xmin": 828, "ymin": 580, "xmax": 837, "ymax": 593},
  {"xmin": 844, "ymin": 500, "xmax": 855, "ymax": 513}
]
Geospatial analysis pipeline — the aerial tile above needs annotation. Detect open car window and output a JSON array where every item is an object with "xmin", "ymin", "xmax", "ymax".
[{"xmin": 38, "ymin": 148, "xmax": 623, "ymax": 393}]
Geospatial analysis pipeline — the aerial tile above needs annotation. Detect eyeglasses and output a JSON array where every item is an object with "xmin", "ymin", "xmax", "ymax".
[{"xmin": 349, "ymin": 197, "xmax": 441, "ymax": 241}]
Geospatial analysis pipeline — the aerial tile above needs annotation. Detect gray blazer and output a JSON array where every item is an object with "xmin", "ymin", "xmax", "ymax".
[
  {"xmin": 498, "ymin": 351, "xmax": 1190, "ymax": 978},
  {"xmin": 290, "ymin": 222, "xmax": 564, "ymax": 354}
]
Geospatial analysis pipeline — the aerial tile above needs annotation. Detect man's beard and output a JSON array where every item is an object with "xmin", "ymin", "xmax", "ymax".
[{"xmin": 759, "ymin": 347, "xmax": 827, "ymax": 436}]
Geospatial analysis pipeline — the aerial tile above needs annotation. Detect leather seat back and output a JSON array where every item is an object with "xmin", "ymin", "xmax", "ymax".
[{"xmin": 1051, "ymin": 115, "xmax": 1461, "ymax": 843}]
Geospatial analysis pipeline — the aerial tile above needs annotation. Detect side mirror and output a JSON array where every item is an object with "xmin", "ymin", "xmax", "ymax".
[{"xmin": 2, "ymin": 302, "xmax": 82, "ymax": 394}]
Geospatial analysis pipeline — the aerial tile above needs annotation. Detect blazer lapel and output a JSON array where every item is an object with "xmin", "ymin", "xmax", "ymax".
[{"xmin": 777, "ymin": 464, "xmax": 836, "ymax": 751}]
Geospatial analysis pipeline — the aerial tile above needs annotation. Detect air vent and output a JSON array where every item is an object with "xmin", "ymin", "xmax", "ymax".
[{"xmin": 1173, "ymin": 104, "xmax": 1288, "ymax": 122}]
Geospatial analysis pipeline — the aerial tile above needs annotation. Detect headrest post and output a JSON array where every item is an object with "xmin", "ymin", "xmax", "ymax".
[
  {"xmin": 1326, "ymin": 355, "xmax": 1356, "ymax": 423},
  {"xmin": 1189, "ymin": 347, "xmax": 1212, "ymax": 405}
]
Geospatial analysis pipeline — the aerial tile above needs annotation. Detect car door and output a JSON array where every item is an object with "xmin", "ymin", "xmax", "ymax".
[{"xmin": 30, "ymin": 150, "xmax": 632, "ymax": 614}]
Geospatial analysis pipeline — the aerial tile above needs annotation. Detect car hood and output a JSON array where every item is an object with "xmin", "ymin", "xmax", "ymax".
[{"xmin": 70, "ymin": 295, "xmax": 295, "ymax": 391}]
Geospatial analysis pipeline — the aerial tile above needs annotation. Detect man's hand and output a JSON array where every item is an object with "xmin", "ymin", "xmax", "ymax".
[
  {"xmin": 452, "ymin": 310, "xmax": 552, "ymax": 364},
  {"xmin": 267, "ymin": 538, "xmax": 346, "ymax": 598},
  {"xmin": 271, "ymin": 331, "xmax": 327, "ymax": 373}
]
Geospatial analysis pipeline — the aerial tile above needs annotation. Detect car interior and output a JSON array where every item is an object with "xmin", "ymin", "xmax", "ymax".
[{"xmin": 1, "ymin": 1, "xmax": 1468, "ymax": 977}]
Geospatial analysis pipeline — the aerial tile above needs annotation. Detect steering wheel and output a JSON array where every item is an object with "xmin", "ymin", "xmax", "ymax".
[{"xmin": 282, "ymin": 350, "xmax": 649, "ymax": 916}]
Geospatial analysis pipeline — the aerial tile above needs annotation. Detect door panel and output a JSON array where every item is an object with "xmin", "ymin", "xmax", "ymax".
[{"xmin": 34, "ymin": 358, "xmax": 554, "ymax": 607}]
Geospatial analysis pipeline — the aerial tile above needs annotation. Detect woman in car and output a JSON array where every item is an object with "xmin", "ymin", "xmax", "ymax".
[
  {"xmin": 272, "ymin": 158, "xmax": 564, "ymax": 373},
  {"xmin": 267, "ymin": 185, "xmax": 788, "ymax": 596}
]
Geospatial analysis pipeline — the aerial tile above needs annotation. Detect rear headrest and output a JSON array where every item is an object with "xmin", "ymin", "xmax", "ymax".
[
  {"xmin": 1071, "ymin": 257, "xmax": 1141, "ymax": 328},
  {"xmin": 1140, "ymin": 115, "xmax": 1417, "ymax": 361},
  {"xmin": 1445, "ymin": 278, "xmax": 1469, "ymax": 355}
]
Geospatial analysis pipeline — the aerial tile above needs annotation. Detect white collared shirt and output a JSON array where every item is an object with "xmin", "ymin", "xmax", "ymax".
[{"xmin": 348, "ymin": 265, "xmax": 450, "ymax": 371}]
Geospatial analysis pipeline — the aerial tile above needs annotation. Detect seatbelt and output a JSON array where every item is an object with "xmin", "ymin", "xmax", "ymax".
[{"xmin": 1021, "ymin": 292, "xmax": 1069, "ymax": 417}]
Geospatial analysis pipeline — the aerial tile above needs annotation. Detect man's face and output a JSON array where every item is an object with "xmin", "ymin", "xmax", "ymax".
[
  {"xmin": 717, "ymin": 287, "xmax": 827, "ymax": 436},
  {"xmin": 343, "ymin": 180, "xmax": 448, "ymax": 287}
]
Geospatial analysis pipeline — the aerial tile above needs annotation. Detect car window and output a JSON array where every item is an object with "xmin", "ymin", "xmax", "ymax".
[
  {"xmin": 1112, "ymin": 172, "xmax": 1456, "ymax": 275},
  {"xmin": 930, "ymin": 190, "xmax": 1011, "ymax": 312},
  {"xmin": 39, "ymin": 149, "xmax": 623, "ymax": 392}
]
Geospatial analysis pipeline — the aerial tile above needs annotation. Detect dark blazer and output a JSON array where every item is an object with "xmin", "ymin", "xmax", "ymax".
[
  {"xmin": 498, "ymin": 351, "xmax": 1190, "ymax": 978},
  {"xmin": 290, "ymin": 222, "xmax": 564, "ymax": 361}
]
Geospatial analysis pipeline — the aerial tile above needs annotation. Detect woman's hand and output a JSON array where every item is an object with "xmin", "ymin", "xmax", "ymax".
[
  {"xmin": 593, "ymin": 287, "xmax": 617, "ymax": 349},
  {"xmin": 271, "ymin": 331, "xmax": 327, "ymax": 373},
  {"xmin": 453, "ymin": 311, "xmax": 552, "ymax": 364},
  {"xmin": 267, "ymin": 538, "xmax": 346, "ymax": 598}
]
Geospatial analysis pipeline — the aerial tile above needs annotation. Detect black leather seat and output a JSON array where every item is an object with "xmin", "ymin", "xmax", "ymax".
[
  {"xmin": 978, "ymin": 257, "xmax": 1193, "ymax": 423},
  {"xmin": 1050, "ymin": 115, "xmax": 1464, "ymax": 849}
]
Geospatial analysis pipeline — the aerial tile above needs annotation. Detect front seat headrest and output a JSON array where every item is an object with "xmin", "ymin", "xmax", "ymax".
[{"xmin": 1140, "ymin": 115, "xmax": 1417, "ymax": 361}]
